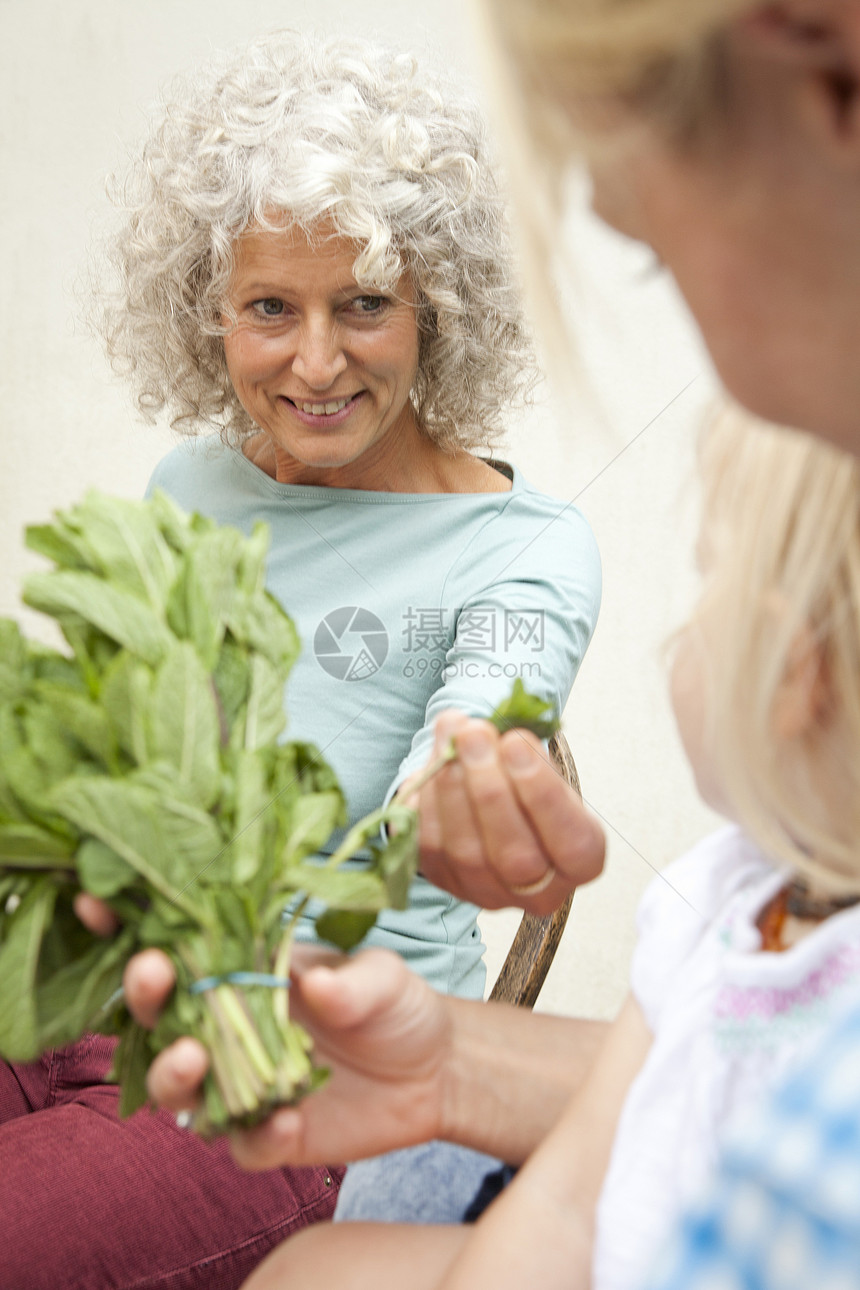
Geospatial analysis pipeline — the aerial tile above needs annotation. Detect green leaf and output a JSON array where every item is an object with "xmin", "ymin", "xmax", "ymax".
[
  {"xmin": 281, "ymin": 741, "xmax": 343, "ymax": 798},
  {"xmin": 0, "ymin": 715, "xmax": 27, "ymax": 823},
  {"xmin": 237, "ymin": 654, "xmax": 288, "ymax": 751},
  {"xmin": 0, "ymin": 822, "xmax": 75, "ymax": 867},
  {"xmin": 56, "ymin": 619, "xmax": 118, "ymax": 689},
  {"xmin": 149, "ymin": 978, "xmax": 201, "ymax": 1049},
  {"xmin": 226, "ymin": 590, "xmax": 299, "ymax": 677},
  {"xmin": 101, "ymin": 652, "xmax": 153, "ymax": 765},
  {"xmin": 51, "ymin": 493, "xmax": 178, "ymax": 610},
  {"xmin": 36, "ymin": 926, "xmax": 133, "ymax": 1048},
  {"xmin": 282, "ymin": 792, "xmax": 348, "ymax": 868},
  {"xmin": 212, "ymin": 642, "xmax": 250, "ymax": 733},
  {"xmin": 49, "ymin": 776, "xmax": 219, "ymax": 917},
  {"xmin": 147, "ymin": 488, "xmax": 199, "ymax": 554},
  {"xmin": 31, "ymin": 682, "xmax": 118, "ymax": 769},
  {"xmin": 136, "ymin": 893, "xmax": 198, "ymax": 947},
  {"xmin": 22, "ymin": 702, "xmax": 81, "ymax": 783},
  {"xmin": 219, "ymin": 750, "xmax": 269, "ymax": 885},
  {"xmin": 30, "ymin": 646, "xmax": 84, "ymax": 689},
  {"xmin": 374, "ymin": 807, "xmax": 419, "ymax": 910},
  {"xmin": 0, "ymin": 715, "xmax": 81, "ymax": 833},
  {"xmin": 208, "ymin": 891, "xmax": 256, "ymax": 954},
  {"xmin": 0, "ymin": 619, "xmax": 30, "ymax": 704},
  {"xmin": 139, "ymin": 774, "xmax": 226, "ymax": 890},
  {"xmin": 23, "ymin": 571, "xmax": 172, "ymax": 665},
  {"xmin": 30, "ymin": 496, "xmax": 177, "ymax": 583},
  {"xmin": 236, "ymin": 523, "xmax": 270, "ymax": 594},
  {"xmin": 77, "ymin": 838, "xmax": 137, "ymax": 898},
  {"xmin": 284, "ymin": 863, "xmax": 388, "ymax": 910},
  {"xmin": 0, "ymin": 879, "xmax": 57, "ymax": 1060},
  {"xmin": 314, "ymin": 908, "xmax": 378, "ymax": 952},
  {"xmin": 165, "ymin": 527, "xmax": 248, "ymax": 669},
  {"xmin": 24, "ymin": 521, "xmax": 95, "ymax": 572},
  {"xmin": 111, "ymin": 1014, "xmax": 153, "ymax": 1119},
  {"xmin": 488, "ymin": 678, "xmax": 559, "ymax": 741},
  {"xmin": 149, "ymin": 644, "xmax": 221, "ymax": 809}
]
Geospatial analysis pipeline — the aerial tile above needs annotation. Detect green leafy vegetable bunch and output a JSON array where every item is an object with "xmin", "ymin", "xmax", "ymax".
[
  {"xmin": 0, "ymin": 490, "xmax": 560, "ymax": 1137},
  {"xmin": 0, "ymin": 490, "xmax": 420, "ymax": 1134}
]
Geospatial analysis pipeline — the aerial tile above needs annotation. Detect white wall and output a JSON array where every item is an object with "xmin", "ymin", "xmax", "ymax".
[{"xmin": 0, "ymin": 0, "xmax": 721, "ymax": 1022}]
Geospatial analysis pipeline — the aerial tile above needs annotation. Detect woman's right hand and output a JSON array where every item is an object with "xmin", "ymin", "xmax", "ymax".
[
  {"xmin": 83, "ymin": 934, "xmax": 456, "ymax": 1171},
  {"xmin": 408, "ymin": 712, "xmax": 605, "ymax": 914}
]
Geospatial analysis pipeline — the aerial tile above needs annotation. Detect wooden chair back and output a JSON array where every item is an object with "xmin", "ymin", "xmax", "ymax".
[{"xmin": 488, "ymin": 730, "xmax": 579, "ymax": 1008}]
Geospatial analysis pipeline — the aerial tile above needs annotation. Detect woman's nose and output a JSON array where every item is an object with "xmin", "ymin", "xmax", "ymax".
[{"xmin": 291, "ymin": 320, "xmax": 347, "ymax": 388}]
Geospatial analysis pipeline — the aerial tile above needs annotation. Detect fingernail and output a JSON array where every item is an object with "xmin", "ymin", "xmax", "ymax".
[{"xmin": 501, "ymin": 737, "xmax": 535, "ymax": 772}]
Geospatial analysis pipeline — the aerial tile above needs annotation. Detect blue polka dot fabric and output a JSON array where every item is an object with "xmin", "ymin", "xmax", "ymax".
[{"xmin": 644, "ymin": 997, "xmax": 860, "ymax": 1290}]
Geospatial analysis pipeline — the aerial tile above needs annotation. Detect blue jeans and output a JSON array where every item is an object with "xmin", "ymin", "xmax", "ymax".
[{"xmin": 334, "ymin": 1141, "xmax": 505, "ymax": 1224}]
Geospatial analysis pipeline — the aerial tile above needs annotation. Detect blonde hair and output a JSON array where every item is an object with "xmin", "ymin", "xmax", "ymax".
[
  {"xmin": 471, "ymin": 0, "xmax": 761, "ymax": 377},
  {"xmin": 483, "ymin": 0, "xmax": 761, "ymax": 139},
  {"xmin": 693, "ymin": 408, "xmax": 860, "ymax": 889},
  {"xmin": 98, "ymin": 30, "xmax": 535, "ymax": 449}
]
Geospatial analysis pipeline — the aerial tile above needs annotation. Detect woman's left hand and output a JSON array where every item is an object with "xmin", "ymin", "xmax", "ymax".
[{"xmin": 403, "ymin": 711, "xmax": 605, "ymax": 914}]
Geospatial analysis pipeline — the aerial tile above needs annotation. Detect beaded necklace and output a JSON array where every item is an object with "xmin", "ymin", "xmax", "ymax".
[{"xmin": 757, "ymin": 880, "xmax": 860, "ymax": 952}]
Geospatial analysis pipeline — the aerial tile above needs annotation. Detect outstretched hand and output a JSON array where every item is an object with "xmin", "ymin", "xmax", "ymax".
[
  {"xmin": 407, "ymin": 711, "xmax": 605, "ymax": 914},
  {"xmin": 118, "ymin": 944, "xmax": 453, "ymax": 1171}
]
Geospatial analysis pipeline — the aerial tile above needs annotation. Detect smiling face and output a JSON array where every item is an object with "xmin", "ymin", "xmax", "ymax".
[{"xmin": 222, "ymin": 224, "xmax": 422, "ymax": 486}]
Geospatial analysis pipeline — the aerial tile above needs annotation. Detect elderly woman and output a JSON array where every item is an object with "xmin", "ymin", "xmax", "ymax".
[
  {"xmin": 0, "ymin": 29, "xmax": 601, "ymax": 1290},
  {"xmin": 119, "ymin": 1, "xmax": 860, "ymax": 1289}
]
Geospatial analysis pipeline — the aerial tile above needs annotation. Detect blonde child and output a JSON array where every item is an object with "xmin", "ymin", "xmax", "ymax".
[
  {"xmin": 241, "ymin": 406, "xmax": 860, "ymax": 1290},
  {"xmin": 430, "ymin": 408, "xmax": 860, "ymax": 1290}
]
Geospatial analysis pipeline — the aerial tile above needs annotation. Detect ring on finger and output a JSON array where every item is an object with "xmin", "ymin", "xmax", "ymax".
[{"xmin": 509, "ymin": 869, "xmax": 554, "ymax": 897}]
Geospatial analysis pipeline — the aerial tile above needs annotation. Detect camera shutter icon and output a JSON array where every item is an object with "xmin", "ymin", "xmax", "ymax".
[{"xmin": 314, "ymin": 606, "xmax": 389, "ymax": 681}]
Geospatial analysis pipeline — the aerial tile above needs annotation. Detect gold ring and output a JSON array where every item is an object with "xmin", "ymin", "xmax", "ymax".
[{"xmin": 509, "ymin": 870, "xmax": 554, "ymax": 896}]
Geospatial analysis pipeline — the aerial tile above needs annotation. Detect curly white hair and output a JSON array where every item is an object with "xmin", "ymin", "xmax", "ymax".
[{"xmin": 99, "ymin": 30, "xmax": 536, "ymax": 449}]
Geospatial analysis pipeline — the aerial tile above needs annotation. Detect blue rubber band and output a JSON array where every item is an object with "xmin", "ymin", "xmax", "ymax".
[{"xmin": 188, "ymin": 971, "xmax": 292, "ymax": 995}]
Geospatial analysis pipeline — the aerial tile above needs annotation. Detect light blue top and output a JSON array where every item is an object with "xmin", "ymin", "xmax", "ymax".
[{"xmin": 147, "ymin": 438, "xmax": 601, "ymax": 998}]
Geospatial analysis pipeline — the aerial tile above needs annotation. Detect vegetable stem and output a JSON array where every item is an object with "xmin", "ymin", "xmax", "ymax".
[
  {"xmin": 320, "ymin": 742, "xmax": 455, "ymax": 874},
  {"xmin": 273, "ymin": 916, "xmax": 299, "ymax": 1034},
  {"xmin": 216, "ymin": 985, "xmax": 277, "ymax": 1084},
  {"xmin": 392, "ymin": 740, "xmax": 457, "ymax": 802}
]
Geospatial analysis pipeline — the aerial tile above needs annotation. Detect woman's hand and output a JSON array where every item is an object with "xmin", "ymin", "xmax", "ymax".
[
  {"xmin": 407, "ymin": 712, "xmax": 605, "ymax": 914},
  {"xmin": 120, "ymin": 945, "xmax": 455, "ymax": 1171}
]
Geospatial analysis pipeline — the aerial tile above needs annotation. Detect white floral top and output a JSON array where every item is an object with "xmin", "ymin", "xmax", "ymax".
[{"xmin": 594, "ymin": 825, "xmax": 860, "ymax": 1290}]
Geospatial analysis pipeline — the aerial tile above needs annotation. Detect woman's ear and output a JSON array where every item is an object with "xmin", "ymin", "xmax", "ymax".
[
  {"xmin": 771, "ymin": 624, "xmax": 830, "ymax": 740},
  {"xmin": 739, "ymin": 0, "xmax": 860, "ymax": 165}
]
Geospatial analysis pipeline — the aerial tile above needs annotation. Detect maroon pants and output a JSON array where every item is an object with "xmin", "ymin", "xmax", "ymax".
[{"xmin": 0, "ymin": 1034, "xmax": 344, "ymax": 1290}]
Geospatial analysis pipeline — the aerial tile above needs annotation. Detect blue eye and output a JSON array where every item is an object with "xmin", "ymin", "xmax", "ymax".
[
  {"xmin": 354, "ymin": 295, "xmax": 385, "ymax": 313},
  {"xmin": 252, "ymin": 298, "xmax": 284, "ymax": 317}
]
